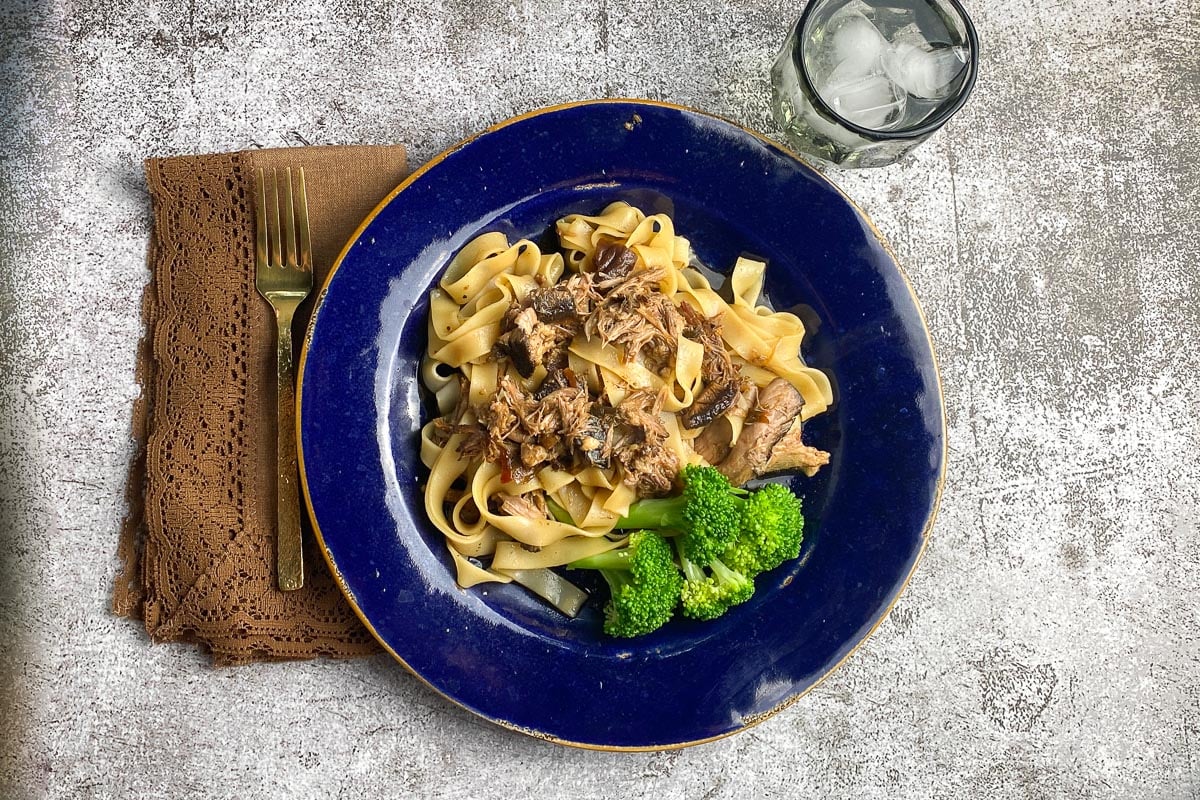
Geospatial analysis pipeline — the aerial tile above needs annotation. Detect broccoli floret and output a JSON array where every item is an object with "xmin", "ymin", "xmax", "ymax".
[
  {"xmin": 613, "ymin": 464, "xmax": 744, "ymax": 566},
  {"xmin": 569, "ymin": 530, "xmax": 683, "ymax": 638},
  {"xmin": 721, "ymin": 482, "xmax": 805, "ymax": 577},
  {"xmin": 677, "ymin": 550, "xmax": 755, "ymax": 621}
]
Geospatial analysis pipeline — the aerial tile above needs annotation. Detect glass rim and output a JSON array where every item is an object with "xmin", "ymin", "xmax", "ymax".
[{"xmin": 792, "ymin": 0, "xmax": 980, "ymax": 142}]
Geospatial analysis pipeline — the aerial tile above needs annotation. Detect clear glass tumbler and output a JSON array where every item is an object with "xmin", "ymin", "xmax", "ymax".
[{"xmin": 771, "ymin": 0, "xmax": 979, "ymax": 168}]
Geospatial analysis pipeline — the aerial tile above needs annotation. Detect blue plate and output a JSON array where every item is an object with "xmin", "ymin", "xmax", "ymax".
[{"xmin": 298, "ymin": 100, "xmax": 945, "ymax": 750}]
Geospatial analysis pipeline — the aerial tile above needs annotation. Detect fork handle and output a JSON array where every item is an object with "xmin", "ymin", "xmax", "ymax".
[{"xmin": 275, "ymin": 309, "xmax": 304, "ymax": 591}]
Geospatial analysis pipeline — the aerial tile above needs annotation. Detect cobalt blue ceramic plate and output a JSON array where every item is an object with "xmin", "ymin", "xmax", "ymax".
[{"xmin": 298, "ymin": 100, "xmax": 945, "ymax": 750}]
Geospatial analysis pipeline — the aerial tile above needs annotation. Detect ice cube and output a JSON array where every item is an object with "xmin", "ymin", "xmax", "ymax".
[
  {"xmin": 830, "ymin": 13, "xmax": 887, "ymax": 71},
  {"xmin": 819, "ymin": 73, "xmax": 907, "ymax": 130},
  {"xmin": 882, "ymin": 42, "xmax": 969, "ymax": 99},
  {"xmin": 822, "ymin": 54, "xmax": 879, "ymax": 94},
  {"xmin": 805, "ymin": 8, "xmax": 887, "ymax": 86}
]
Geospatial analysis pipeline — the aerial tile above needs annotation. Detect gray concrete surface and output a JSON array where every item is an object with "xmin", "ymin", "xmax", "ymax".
[{"xmin": 2, "ymin": 0, "xmax": 1198, "ymax": 797}]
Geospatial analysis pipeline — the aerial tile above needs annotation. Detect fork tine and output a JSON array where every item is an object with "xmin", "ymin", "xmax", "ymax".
[
  {"xmin": 265, "ymin": 168, "xmax": 282, "ymax": 267},
  {"xmin": 254, "ymin": 168, "xmax": 268, "ymax": 270},
  {"xmin": 281, "ymin": 167, "xmax": 297, "ymax": 268},
  {"xmin": 294, "ymin": 167, "xmax": 312, "ymax": 271}
]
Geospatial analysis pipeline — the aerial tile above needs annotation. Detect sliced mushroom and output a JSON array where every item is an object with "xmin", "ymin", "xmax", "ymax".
[
  {"xmin": 534, "ymin": 366, "xmax": 571, "ymax": 401},
  {"xmin": 592, "ymin": 235, "xmax": 638, "ymax": 283},
  {"xmin": 531, "ymin": 285, "xmax": 582, "ymax": 322},
  {"xmin": 680, "ymin": 380, "xmax": 738, "ymax": 430}
]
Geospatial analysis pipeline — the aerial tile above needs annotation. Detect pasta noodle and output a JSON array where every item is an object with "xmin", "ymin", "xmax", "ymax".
[{"xmin": 421, "ymin": 201, "xmax": 832, "ymax": 588}]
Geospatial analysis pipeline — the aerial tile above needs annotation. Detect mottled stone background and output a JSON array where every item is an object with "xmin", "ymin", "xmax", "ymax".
[{"xmin": 1, "ymin": 0, "xmax": 1197, "ymax": 797}]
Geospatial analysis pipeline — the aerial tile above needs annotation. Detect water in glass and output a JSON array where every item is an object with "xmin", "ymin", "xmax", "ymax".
[{"xmin": 771, "ymin": 0, "xmax": 976, "ymax": 168}]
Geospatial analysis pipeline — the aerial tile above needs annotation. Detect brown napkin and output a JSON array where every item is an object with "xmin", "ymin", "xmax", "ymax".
[{"xmin": 114, "ymin": 145, "xmax": 410, "ymax": 665}]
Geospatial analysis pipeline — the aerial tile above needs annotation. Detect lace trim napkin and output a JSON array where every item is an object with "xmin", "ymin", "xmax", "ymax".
[{"xmin": 114, "ymin": 145, "xmax": 409, "ymax": 665}]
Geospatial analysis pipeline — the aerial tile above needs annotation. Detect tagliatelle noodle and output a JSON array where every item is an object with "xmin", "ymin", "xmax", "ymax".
[{"xmin": 491, "ymin": 536, "xmax": 626, "ymax": 571}]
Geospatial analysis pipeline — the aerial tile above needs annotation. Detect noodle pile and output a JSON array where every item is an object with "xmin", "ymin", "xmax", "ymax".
[{"xmin": 419, "ymin": 202, "xmax": 832, "ymax": 587}]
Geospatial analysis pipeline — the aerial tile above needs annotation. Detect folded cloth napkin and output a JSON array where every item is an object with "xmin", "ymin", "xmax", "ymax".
[{"xmin": 114, "ymin": 144, "xmax": 409, "ymax": 665}]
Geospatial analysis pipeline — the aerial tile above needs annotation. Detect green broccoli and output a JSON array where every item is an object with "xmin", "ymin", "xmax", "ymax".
[
  {"xmin": 721, "ymin": 482, "xmax": 805, "ymax": 577},
  {"xmin": 677, "ymin": 549, "xmax": 755, "ymax": 621},
  {"xmin": 613, "ymin": 464, "xmax": 744, "ymax": 566},
  {"xmin": 568, "ymin": 530, "xmax": 683, "ymax": 638}
]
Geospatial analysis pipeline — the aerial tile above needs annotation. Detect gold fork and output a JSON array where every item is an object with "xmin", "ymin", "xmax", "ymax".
[{"xmin": 254, "ymin": 166, "xmax": 313, "ymax": 592}]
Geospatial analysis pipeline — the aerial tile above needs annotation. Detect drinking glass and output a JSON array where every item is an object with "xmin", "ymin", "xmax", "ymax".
[{"xmin": 771, "ymin": 0, "xmax": 979, "ymax": 168}]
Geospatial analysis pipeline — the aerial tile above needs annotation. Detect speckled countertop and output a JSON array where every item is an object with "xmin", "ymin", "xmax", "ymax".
[{"xmin": 1, "ymin": 1, "xmax": 1197, "ymax": 797}]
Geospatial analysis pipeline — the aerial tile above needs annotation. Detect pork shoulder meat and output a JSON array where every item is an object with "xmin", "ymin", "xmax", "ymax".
[
  {"xmin": 715, "ymin": 377, "xmax": 807, "ymax": 487},
  {"xmin": 587, "ymin": 265, "xmax": 683, "ymax": 371},
  {"xmin": 502, "ymin": 306, "xmax": 564, "ymax": 378},
  {"xmin": 762, "ymin": 420, "xmax": 830, "ymax": 477},
  {"xmin": 499, "ymin": 277, "xmax": 593, "ymax": 378},
  {"xmin": 611, "ymin": 388, "xmax": 679, "ymax": 498},
  {"xmin": 496, "ymin": 491, "xmax": 549, "ymax": 520},
  {"xmin": 679, "ymin": 301, "xmax": 738, "ymax": 386},
  {"xmin": 616, "ymin": 442, "xmax": 678, "ymax": 498},
  {"xmin": 574, "ymin": 412, "xmax": 613, "ymax": 469}
]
